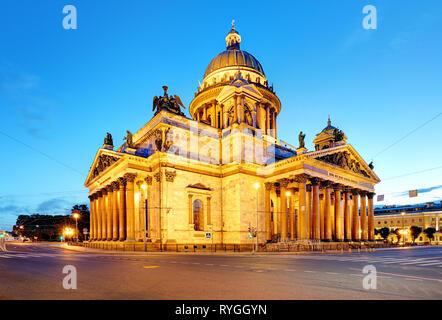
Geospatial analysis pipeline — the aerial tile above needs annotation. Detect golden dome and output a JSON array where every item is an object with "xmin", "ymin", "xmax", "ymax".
[{"xmin": 203, "ymin": 27, "xmax": 265, "ymax": 79}]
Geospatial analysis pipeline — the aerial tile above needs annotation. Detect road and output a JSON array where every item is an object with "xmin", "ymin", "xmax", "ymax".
[{"xmin": 0, "ymin": 242, "xmax": 441, "ymax": 300}]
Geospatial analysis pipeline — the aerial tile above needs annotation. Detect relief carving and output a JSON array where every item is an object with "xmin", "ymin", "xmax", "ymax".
[{"xmin": 92, "ymin": 154, "xmax": 119, "ymax": 179}]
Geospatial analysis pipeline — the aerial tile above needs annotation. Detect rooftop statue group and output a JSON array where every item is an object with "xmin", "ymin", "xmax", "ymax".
[{"xmin": 153, "ymin": 86, "xmax": 186, "ymax": 116}]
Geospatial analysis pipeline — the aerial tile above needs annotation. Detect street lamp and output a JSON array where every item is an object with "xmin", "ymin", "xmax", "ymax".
[
  {"xmin": 72, "ymin": 211, "xmax": 80, "ymax": 242},
  {"xmin": 254, "ymin": 183, "xmax": 260, "ymax": 253},
  {"xmin": 401, "ymin": 211, "xmax": 406, "ymax": 246}
]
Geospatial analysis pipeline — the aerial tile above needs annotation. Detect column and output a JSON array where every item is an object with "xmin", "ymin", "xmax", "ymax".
[
  {"xmin": 256, "ymin": 102, "xmax": 261, "ymax": 129},
  {"xmin": 106, "ymin": 185, "xmax": 113, "ymax": 241},
  {"xmin": 112, "ymin": 181, "xmax": 120, "ymax": 241},
  {"xmin": 296, "ymin": 175, "xmax": 308, "ymax": 239},
  {"xmin": 101, "ymin": 188, "xmax": 108, "ymax": 241},
  {"xmin": 188, "ymin": 194, "xmax": 193, "ymax": 224},
  {"xmin": 96, "ymin": 191, "xmax": 103, "ymax": 240},
  {"xmin": 334, "ymin": 185, "xmax": 344, "ymax": 241},
  {"xmin": 306, "ymin": 184, "xmax": 312, "ymax": 239},
  {"xmin": 290, "ymin": 188, "xmax": 296, "ymax": 240},
  {"xmin": 360, "ymin": 192, "xmax": 368, "ymax": 241},
  {"xmin": 125, "ymin": 173, "xmax": 137, "ymax": 241},
  {"xmin": 367, "ymin": 193, "xmax": 375, "ymax": 241},
  {"xmin": 264, "ymin": 183, "xmax": 272, "ymax": 241},
  {"xmin": 344, "ymin": 188, "xmax": 351, "ymax": 241},
  {"xmin": 266, "ymin": 105, "xmax": 270, "ymax": 135},
  {"xmin": 323, "ymin": 182, "xmax": 332, "ymax": 241},
  {"xmin": 88, "ymin": 195, "xmax": 95, "ymax": 240},
  {"xmin": 118, "ymin": 177, "xmax": 127, "ymax": 241},
  {"xmin": 352, "ymin": 190, "xmax": 360, "ymax": 241},
  {"xmin": 320, "ymin": 192, "xmax": 325, "ymax": 239},
  {"xmin": 311, "ymin": 180, "xmax": 320, "ymax": 240},
  {"xmin": 207, "ymin": 196, "xmax": 211, "ymax": 225},
  {"xmin": 279, "ymin": 179, "xmax": 289, "ymax": 241}
]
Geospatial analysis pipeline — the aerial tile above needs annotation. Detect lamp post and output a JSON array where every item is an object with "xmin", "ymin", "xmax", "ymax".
[
  {"xmin": 401, "ymin": 212, "xmax": 405, "ymax": 246},
  {"xmin": 254, "ymin": 183, "xmax": 260, "ymax": 252},
  {"xmin": 72, "ymin": 212, "xmax": 80, "ymax": 242}
]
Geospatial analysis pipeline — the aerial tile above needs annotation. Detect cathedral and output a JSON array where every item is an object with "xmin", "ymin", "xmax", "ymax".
[{"xmin": 84, "ymin": 26, "xmax": 380, "ymax": 251}]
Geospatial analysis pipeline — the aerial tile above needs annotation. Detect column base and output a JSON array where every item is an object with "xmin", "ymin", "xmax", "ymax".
[
  {"xmin": 125, "ymin": 239, "xmax": 136, "ymax": 243},
  {"xmin": 113, "ymin": 238, "xmax": 118, "ymax": 241}
]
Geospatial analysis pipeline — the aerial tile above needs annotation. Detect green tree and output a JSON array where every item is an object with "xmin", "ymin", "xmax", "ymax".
[
  {"xmin": 379, "ymin": 227, "xmax": 390, "ymax": 240},
  {"xmin": 423, "ymin": 227, "xmax": 436, "ymax": 244},
  {"xmin": 409, "ymin": 226, "xmax": 422, "ymax": 244}
]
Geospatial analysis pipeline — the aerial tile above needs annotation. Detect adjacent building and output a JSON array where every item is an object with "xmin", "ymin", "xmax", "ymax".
[{"xmin": 374, "ymin": 202, "xmax": 442, "ymax": 244}]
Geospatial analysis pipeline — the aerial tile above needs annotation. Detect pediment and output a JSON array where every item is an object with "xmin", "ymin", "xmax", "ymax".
[
  {"xmin": 186, "ymin": 183, "xmax": 212, "ymax": 191},
  {"xmin": 309, "ymin": 145, "xmax": 380, "ymax": 182},
  {"xmin": 216, "ymin": 82, "xmax": 263, "ymax": 104},
  {"xmin": 85, "ymin": 150, "xmax": 122, "ymax": 186}
]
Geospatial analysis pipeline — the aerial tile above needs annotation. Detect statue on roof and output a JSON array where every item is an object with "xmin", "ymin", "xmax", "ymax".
[
  {"xmin": 104, "ymin": 132, "xmax": 113, "ymax": 147},
  {"xmin": 124, "ymin": 130, "xmax": 134, "ymax": 149},
  {"xmin": 153, "ymin": 86, "xmax": 186, "ymax": 116},
  {"xmin": 299, "ymin": 131, "xmax": 306, "ymax": 149},
  {"xmin": 333, "ymin": 128, "xmax": 345, "ymax": 142}
]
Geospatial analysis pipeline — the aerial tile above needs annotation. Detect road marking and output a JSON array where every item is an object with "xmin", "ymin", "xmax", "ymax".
[
  {"xmin": 220, "ymin": 264, "xmax": 229, "ymax": 267},
  {"xmin": 143, "ymin": 266, "xmax": 160, "ymax": 269},
  {"xmin": 192, "ymin": 262, "xmax": 200, "ymax": 265},
  {"xmin": 404, "ymin": 278, "xmax": 423, "ymax": 282},
  {"xmin": 205, "ymin": 264, "xmax": 214, "ymax": 266},
  {"xmin": 304, "ymin": 270, "xmax": 316, "ymax": 273},
  {"xmin": 0, "ymin": 255, "xmax": 12, "ymax": 258},
  {"xmin": 349, "ymin": 267, "xmax": 442, "ymax": 283},
  {"xmin": 399, "ymin": 259, "xmax": 437, "ymax": 265},
  {"xmin": 284, "ymin": 269, "xmax": 296, "ymax": 272},
  {"xmin": 417, "ymin": 261, "xmax": 442, "ymax": 266},
  {"xmin": 325, "ymin": 272, "xmax": 339, "ymax": 275}
]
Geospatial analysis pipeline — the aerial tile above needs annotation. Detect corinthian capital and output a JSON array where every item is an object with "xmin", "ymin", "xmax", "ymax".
[
  {"xmin": 124, "ymin": 173, "xmax": 137, "ymax": 182},
  {"xmin": 278, "ymin": 178, "xmax": 290, "ymax": 188}
]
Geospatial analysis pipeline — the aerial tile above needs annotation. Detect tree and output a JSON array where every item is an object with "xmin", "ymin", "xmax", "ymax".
[
  {"xmin": 409, "ymin": 226, "xmax": 422, "ymax": 244},
  {"xmin": 379, "ymin": 227, "xmax": 390, "ymax": 240},
  {"xmin": 423, "ymin": 227, "xmax": 436, "ymax": 244}
]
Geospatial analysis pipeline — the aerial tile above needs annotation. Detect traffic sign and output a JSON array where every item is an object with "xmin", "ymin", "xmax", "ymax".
[{"xmin": 205, "ymin": 232, "xmax": 211, "ymax": 239}]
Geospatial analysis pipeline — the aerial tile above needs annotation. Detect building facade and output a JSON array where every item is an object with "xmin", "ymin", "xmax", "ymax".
[
  {"xmin": 84, "ymin": 27, "xmax": 380, "ymax": 251},
  {"xmin": 374, "ymin": 202, "xmax": 442, "ymax": 244}
]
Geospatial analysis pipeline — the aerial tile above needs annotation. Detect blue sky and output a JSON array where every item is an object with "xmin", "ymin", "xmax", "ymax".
[{"xmin": 1, "ymin": 0, "xmax": 442, "ymax": 230}]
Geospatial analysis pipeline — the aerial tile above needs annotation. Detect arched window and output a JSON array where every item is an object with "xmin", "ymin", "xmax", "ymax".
[{"xmin": 193, "ymin": 199, "xmax": 203, "ymax": 231}]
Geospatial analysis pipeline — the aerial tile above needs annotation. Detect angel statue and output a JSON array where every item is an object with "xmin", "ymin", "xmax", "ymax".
[
  {"xmin": 153, "ymin": 86, "xmax": 186, "ymax": 116},
  {"xmin": 298, "ymin": 131, "xmax": 306, "ymax": 149},
  {"xmin": 124, "ymin": 130, "xmax": 134, "ymax": 148}
]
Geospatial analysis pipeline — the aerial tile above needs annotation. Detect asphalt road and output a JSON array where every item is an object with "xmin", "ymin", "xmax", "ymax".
[{"xmin": 0, "ymin": 242, "xmax": 440, "ymax": 300}]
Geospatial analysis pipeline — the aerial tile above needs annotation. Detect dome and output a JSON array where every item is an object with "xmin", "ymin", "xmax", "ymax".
[
  {"xmin": 203, "ymin": 26, "xmax": 265, "ymax": 79},
  {"xmin": 204, "ymin": 50, "xmax": 265, "ymax": 78}
]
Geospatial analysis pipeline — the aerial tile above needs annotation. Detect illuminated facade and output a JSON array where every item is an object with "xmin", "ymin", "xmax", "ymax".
[
  {"xmin": 84, "ymin": 26, "xmax": 380, "ymax": 251},
  {"xmin": 374, "ymin": 202, "xmax": 442, "ymax": 244}
]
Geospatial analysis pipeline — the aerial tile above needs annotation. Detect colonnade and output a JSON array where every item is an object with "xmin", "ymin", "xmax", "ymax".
[
  {"xmin": 88, "ymin": 173, "xmax": 138, "ymax": 242},
  {"xmin": 264, "ymin": 175, "xmax": 375, "ymax": 242},
  {"xmin": 195, "ymin": 97, "xmax": 277, "ymax": 137}
]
